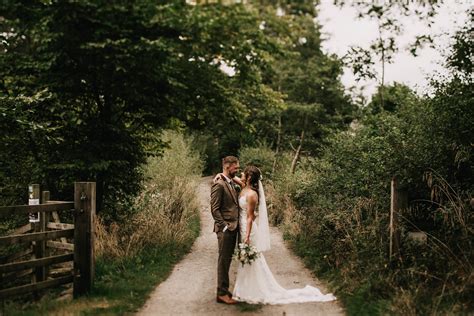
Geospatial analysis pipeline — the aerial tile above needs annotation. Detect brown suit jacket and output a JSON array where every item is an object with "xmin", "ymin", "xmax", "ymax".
[{"xmin": 210, "ymin": 178, "xmax": 239, "ymax": 233}]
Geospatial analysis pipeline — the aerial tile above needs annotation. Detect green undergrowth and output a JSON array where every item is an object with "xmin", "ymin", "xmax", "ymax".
[{"xmin": 289, "ymin": 237, "xmax": 391, "ymax": 316}]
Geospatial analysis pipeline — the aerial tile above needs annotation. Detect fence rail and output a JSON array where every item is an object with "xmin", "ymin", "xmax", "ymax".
[
  {"xmin": 0, "ymin": 253, "xmax": 74, "ymax": 274},
  {"xmin": 0, "ymin": 182, "xmax": 95, "ymax": 300},
  {"xmin": 0, "ymin": 228, "xmax": 74, "ymax": 246},
  {"xmin": 0, "ymin": 275, "xmax": 74, "ymax": 299},
  {"xmin": 0, "ymin": 202, "xmax": 74, "ymax": 218}
]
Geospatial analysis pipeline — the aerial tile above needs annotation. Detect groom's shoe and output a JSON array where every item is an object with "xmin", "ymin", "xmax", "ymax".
[{"xmin": 216, "ymin": 295, "xmax": 237, "ymax": 305}]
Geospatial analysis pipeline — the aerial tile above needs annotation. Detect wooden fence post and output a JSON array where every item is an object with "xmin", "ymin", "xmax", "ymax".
[
  {"xmin": 29, "ymin": 184, "xmax": 46, "ymax": 284},
  {"xmin": 42, "ymin": 191, "xmax": 50, "ymax": 278},
  {"xmin": 390, "ymin": 176, "xmax": 408, "ymax": 260},
  {"xmin": 73, "ymin": 182, "xmax": 96, "ymax": 297}
]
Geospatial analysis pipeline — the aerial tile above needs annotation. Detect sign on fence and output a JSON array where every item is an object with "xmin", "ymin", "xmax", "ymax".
[{"xmin": 28, "ymin": 184, "xmax": 40, "ymax": 223}]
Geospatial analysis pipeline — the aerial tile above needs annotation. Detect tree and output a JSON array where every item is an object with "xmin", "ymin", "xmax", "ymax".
[
  {"xmin": 171, "ymin": 2, "xmax": 283, "ymax": 164},
  {"xmin": 338, "ymin": 1, "xmax": 440, "ymax": 108},
  {"xmin": 446, "ymin": 10, "xmax": 473, "ymax": 82},
  {"xmin": 2, "ymin": 1, "xmax": 189, "ymax": 217},
  {"xmin": 0, "ymin": 1, "xmax": 285, "ymax": 213},
  {"xmin": 255, "ymin": 4, "xmax": 355, "ymax": 171},
  {"xmin": 366, "ymin": 82, "xmax": 419, "ymax": 115}
]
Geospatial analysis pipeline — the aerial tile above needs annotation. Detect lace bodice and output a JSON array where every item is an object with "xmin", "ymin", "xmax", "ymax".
[{"xmin": 238, "ymin": 193, "xmax": 258, "ymax": 243}]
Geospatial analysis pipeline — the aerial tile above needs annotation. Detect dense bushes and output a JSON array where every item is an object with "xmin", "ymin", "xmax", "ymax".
[{"xmin": 259, "ymin": 62, "xmax": 473, "ymax": 313}]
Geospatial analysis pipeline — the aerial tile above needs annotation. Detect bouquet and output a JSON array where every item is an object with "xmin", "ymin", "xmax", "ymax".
[{"xmin": 233, "ymin": 242, "xmax": 259, "ymax": 267}]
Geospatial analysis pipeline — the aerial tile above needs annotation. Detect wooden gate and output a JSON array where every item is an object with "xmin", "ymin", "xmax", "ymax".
[{"xmin": 0, "ymin": 182, "xmax": 95, "ymax": 300}]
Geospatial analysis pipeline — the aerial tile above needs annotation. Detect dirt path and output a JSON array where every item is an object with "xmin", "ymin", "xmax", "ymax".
[{"xmin": 138, "ymin": 177, "xmax": 344, "ymax": 315}]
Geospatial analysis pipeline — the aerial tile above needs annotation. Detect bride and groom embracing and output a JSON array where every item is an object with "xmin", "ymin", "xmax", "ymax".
[{"xmin": 210, "ymin": 155, "xmax": 336, "ymax": 305}]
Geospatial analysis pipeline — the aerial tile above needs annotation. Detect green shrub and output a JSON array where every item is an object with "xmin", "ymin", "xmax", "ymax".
[{"xmin": 239, "ymin": 144, "xmax": 275, "ymax": 176}]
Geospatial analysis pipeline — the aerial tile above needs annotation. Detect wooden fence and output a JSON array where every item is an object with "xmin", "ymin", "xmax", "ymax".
[
  {"xmin": 389, "ymin": 176, "xmax": 409, "ymax": 260},
  {"xmin": 0, "ymin": 182, "xmax": 95, "ymax": 300}
]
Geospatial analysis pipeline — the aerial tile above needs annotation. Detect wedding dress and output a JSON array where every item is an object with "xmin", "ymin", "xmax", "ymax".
[{"xmin": 232, "ymin": 182, "xmax": 336, "ymax": 305}]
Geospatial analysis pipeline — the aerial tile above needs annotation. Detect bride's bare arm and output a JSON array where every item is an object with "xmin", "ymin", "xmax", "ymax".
[
  {"xmin": 232, "ymin": 176, "xmax": 243, "ymax": 187},
  {"xmin": 212, "ymin": 173, "xmax": 243, "ymax": 185},
  {"xmin": 244, "ymin": 191, "xmax": 258, "ymax": 244}
]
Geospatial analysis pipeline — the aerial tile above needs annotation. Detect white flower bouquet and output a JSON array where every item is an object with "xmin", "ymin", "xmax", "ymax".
[{"xmin": 233, "ymin": 242, "xmax": 259, "ymax": 267}]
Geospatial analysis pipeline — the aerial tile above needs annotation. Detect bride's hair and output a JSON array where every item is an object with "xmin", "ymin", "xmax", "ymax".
[{"xmin": 243, "ymin": 165, "xmax": 261, "ymax": 195}]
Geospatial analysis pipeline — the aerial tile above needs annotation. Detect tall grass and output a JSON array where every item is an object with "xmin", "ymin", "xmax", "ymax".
[{"xmin": 96, "ymin": 130, "xmax": 203, "ymax": 259}]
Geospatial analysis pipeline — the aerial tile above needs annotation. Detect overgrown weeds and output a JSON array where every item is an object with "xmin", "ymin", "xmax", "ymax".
[{"xmin": 267, "ymin": 167, "xmax": 472, "ymax": 315}]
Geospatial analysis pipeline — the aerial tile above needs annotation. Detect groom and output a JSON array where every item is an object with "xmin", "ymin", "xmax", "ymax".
[{"xmin": 210, "ymin": 155, "xmax": 240, "ymax": 305}]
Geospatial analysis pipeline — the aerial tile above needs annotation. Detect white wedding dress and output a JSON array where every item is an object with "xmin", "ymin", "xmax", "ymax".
[{"xmin": 232, "ymin": 186, "xmax": 336, "ymax": 305}]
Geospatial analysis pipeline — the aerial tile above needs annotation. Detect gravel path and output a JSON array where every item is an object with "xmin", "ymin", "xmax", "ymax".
[{"xmin": 138, "ymin": 177, "xmax": 344, "ymax": 316}]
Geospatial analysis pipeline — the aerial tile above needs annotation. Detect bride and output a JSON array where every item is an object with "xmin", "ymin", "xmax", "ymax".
[{"xmin": 228, "ymin": 165, "xmax": 336, "ymax": 305}]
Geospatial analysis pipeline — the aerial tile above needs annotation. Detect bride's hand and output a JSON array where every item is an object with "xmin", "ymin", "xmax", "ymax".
[
  {"xmin": 244, "ymin": 236, "xmax": 250, "ymax": 245},
  {"xmin": 232, "ymin": 175, "xmax": 244, "ymax": 187},
  {"xmin": 213, "ymin": 173, "xmax": 223, "ymax": 183}
]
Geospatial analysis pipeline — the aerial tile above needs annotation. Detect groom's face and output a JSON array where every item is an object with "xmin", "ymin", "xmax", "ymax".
[{"xmin": 228, "ymin": 162, "xmax": 240, "ymax": 178}]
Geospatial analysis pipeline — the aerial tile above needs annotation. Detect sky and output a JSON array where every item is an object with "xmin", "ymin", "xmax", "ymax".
[{"xmin": 317, "ymin": 0, "xmax": 473, "ymax": 99}]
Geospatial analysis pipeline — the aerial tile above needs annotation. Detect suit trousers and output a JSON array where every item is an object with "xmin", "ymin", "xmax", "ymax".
[{"xmin": 216, "ymin": 229, "xmax": 238, "ymax": 296}]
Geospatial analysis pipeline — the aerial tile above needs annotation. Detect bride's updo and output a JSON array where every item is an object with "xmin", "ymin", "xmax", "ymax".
[{"xmin": 243, "ymin": 165, "xmax": 261, "ymax": 194}]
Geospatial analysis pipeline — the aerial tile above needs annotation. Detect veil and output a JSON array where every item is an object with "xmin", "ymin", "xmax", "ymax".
[{"xmin": 256, "ymin": 180, "xmax": 271, "ymax": 252}]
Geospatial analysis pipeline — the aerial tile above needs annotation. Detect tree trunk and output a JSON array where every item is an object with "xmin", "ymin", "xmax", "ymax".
[
  {"xmin": 272, "ymin": 115, "xmax": 282, "ymax": 174},
  {"xmin": 290, "ymin": 128, "xmax": 305, "ymax": 174},
  {"xmin": 378, "ymin": 24, "xmax": 385, "ymax": 110}
]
